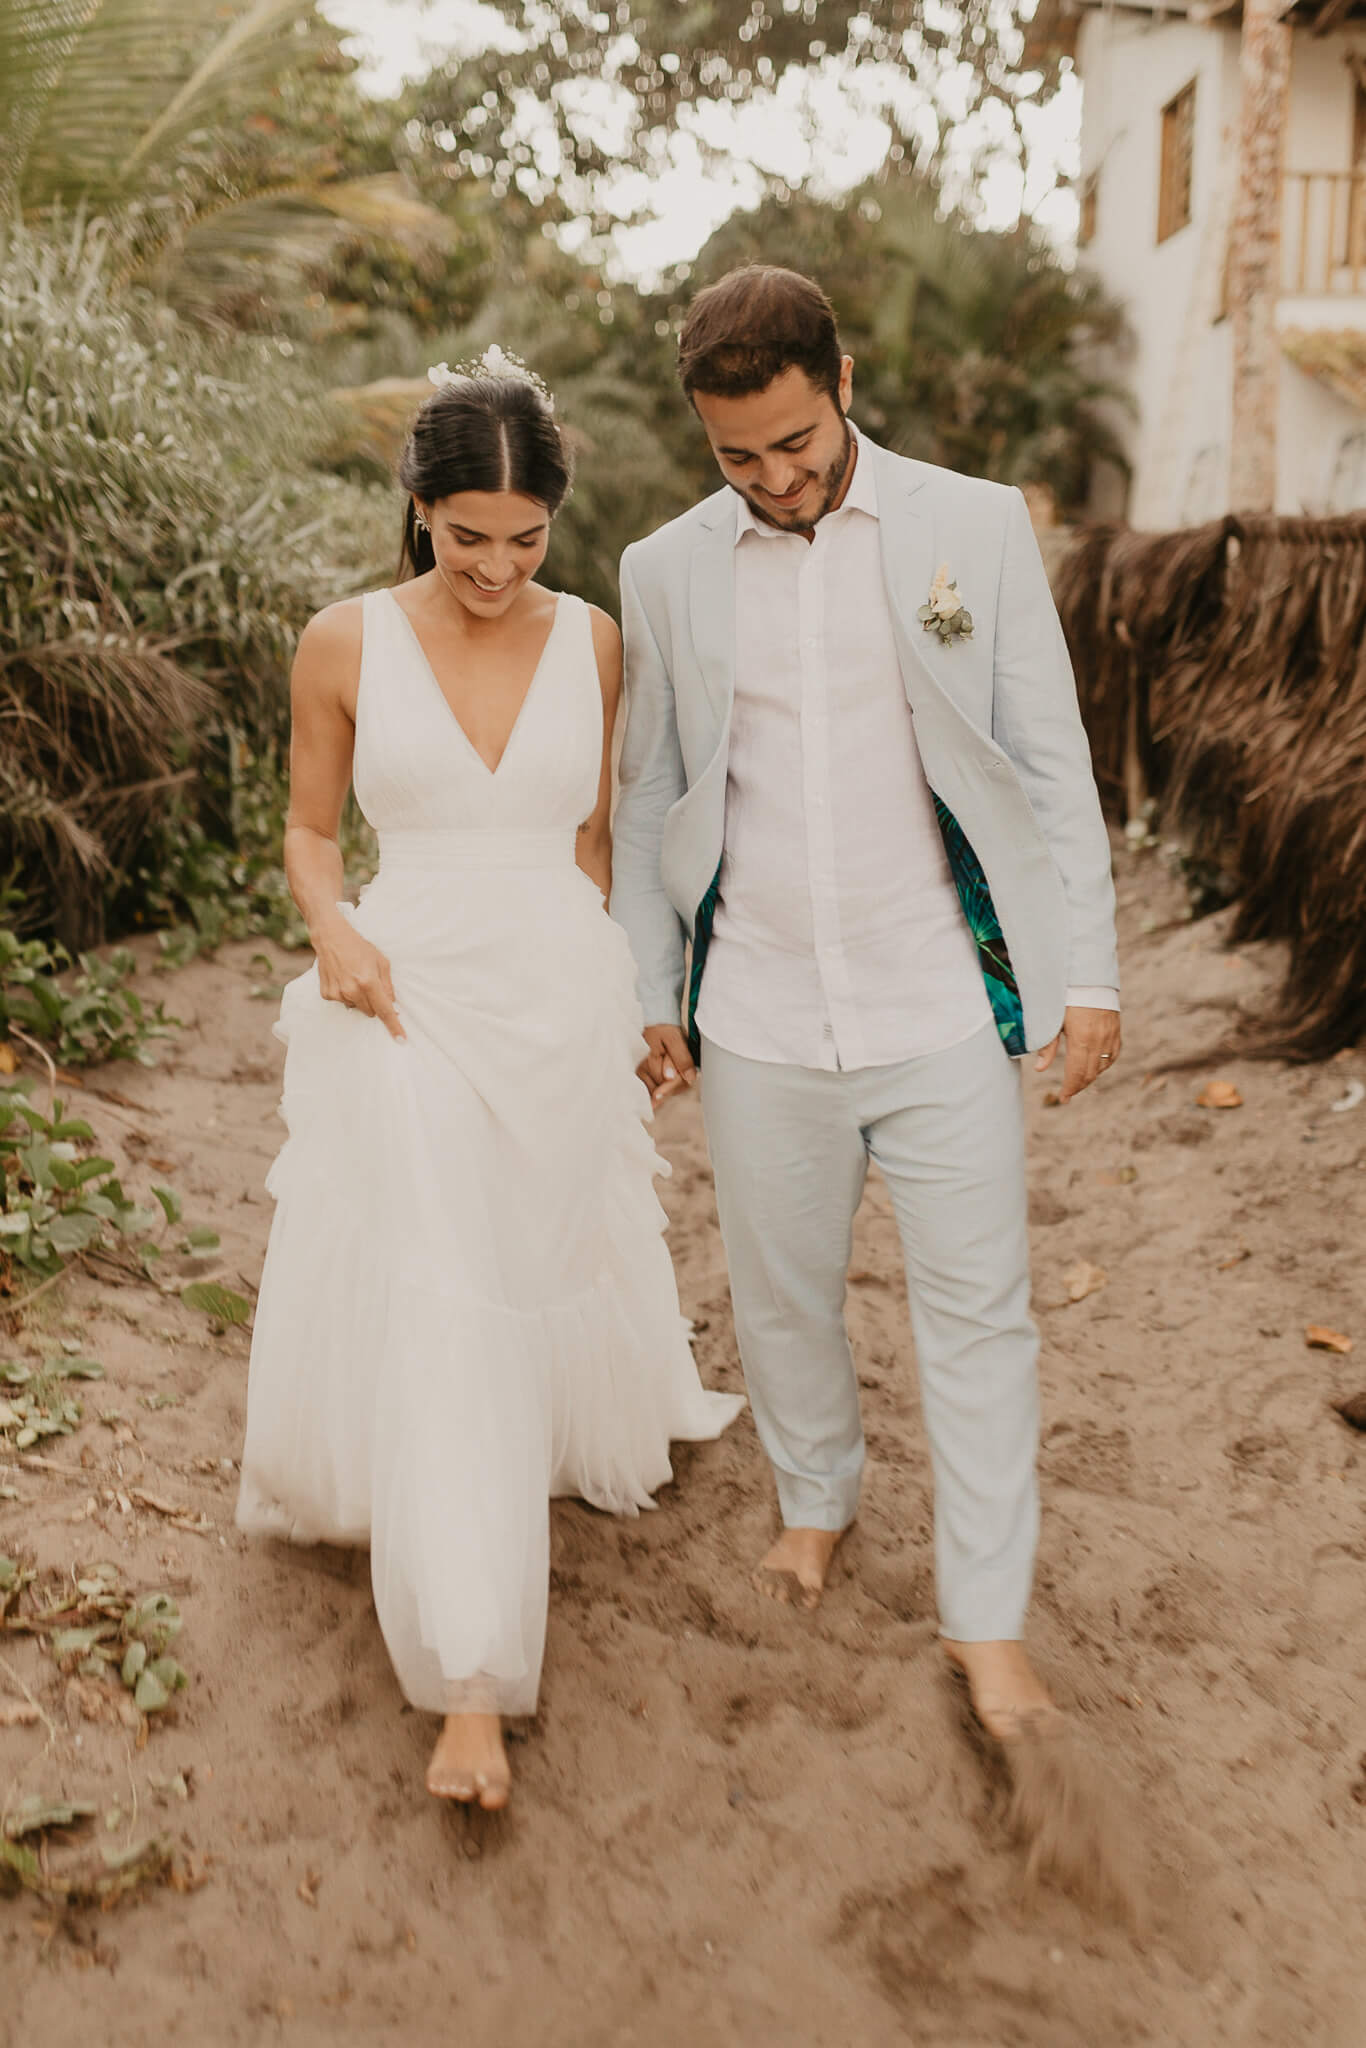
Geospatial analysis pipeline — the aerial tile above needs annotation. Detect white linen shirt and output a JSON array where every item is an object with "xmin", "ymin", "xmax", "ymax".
[{"xmin": 694, "ymin": 431, "xmax": 1116, "ymax": 1072}]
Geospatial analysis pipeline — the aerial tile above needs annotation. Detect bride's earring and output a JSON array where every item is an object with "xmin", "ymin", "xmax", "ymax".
[{"xmin": 414, "ymin": 508, "xmax": 429, "ymax": 531}]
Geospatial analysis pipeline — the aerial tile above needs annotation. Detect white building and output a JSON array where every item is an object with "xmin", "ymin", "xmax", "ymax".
[{"xmin": 1068, "ymin": 0, "xmax": 1366, "ymax": 523}]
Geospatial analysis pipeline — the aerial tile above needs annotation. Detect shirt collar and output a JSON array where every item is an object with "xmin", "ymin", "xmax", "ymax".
[{"xmin": 732, "ymin": 421, "xmax": 876, "ymax": 545}]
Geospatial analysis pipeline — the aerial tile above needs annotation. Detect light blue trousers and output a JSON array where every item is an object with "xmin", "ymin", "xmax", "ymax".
[{"xmin": 700, "ymin": 1021, "xmax": 1039, "ymax": 1642}]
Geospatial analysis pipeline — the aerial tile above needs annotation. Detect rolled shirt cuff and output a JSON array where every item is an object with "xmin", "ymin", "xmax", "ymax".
[{"xmin": 1065, "ymin": 985, "xmax": 1120, "ymax": 1012}]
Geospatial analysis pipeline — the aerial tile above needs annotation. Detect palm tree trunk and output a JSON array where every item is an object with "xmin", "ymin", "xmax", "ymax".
[{"xmin": 1228, "ymin": 0, "xmax": 1293, "ymax": 513}]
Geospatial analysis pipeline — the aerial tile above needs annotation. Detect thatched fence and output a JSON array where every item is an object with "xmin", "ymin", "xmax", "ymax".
[{"xmin": 1054, "ymin": 515, "xmax": 1366, "ymax": 1063}]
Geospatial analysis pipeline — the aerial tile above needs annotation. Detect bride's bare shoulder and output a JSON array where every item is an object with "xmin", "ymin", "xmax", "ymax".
[
  {"xmin": 291, "ymin": 596, "xmax": 366, "ymax": 717},
  {"xmin": 298, "ymin": 595, "xmax": 365, "ymax": 658},
  {"xmin": 584, "ymin": 602, "xmax": 622, "ymax": 655},
  {"xmin": 584, "ymin": 602, "xmax": 622, "ymax": 708}
]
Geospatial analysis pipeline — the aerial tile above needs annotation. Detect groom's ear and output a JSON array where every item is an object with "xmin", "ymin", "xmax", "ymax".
[{"xmin": 837, "ymin": 355, "xmax": 855, "ymax": 414}]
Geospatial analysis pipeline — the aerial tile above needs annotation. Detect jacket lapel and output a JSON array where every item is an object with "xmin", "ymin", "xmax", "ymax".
[
  {"xmin": 688, "ymin": 496, "xmax": 737, "ymax": 733},
  {"xmin": 871, "ymin": 446, "xmax": 940, "ymax": 715}
]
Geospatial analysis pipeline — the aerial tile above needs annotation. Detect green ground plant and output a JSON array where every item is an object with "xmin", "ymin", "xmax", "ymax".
[
  {"xmin": 0, "ymin": 1352, "xmax": 104, "ymax": 1452},
  {"xmin": 0, "ymin": 1082, "xmax": 186, "ymax": 1297},
  {"xmin": 0, "ymin": 927, "xmax": 177, "ymax": 1066}
]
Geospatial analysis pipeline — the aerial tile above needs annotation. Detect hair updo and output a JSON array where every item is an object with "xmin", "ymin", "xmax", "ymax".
[{"xmin": 397, "ymin": 370, "xmax": 573, "ymax": 579}]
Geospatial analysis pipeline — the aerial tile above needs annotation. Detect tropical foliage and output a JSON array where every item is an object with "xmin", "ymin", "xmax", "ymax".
[
  {"xmin": 0, "ymin": 0, "xmax": 446, "ymax": 329},
  {"xmin": 403, "ymin": 1, "xmax": 1075, "ymax": 217},
  {"xmin": 0, "ymin": 219, "xmax": 389, "ymax": 942}
]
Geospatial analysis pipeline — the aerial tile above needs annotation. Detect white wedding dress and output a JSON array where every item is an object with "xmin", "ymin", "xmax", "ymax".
[{"xmin": 236, "ymin": 587, "xmax": 743, "ymax": 1714}]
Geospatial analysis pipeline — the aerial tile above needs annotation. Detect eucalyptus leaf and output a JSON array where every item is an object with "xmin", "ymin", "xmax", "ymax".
[
  {"xmin": 4, "ymin": 1798, "xmax": 98, "ymax": 1840},
  {"xmin": 181, "ymin": 1282, "xmax": 250, "ymax": 1326},
  {"xmin": 46, "ymin": 1211, "xmax": 103, "ymax": 1253},
  {"xmin": 133, "ymin": 1668, "xmax": 170, "ymax": 1714},
  {"xmin": 51, "ymin": 1625, "xmax": 115, "ymax": 1659}
]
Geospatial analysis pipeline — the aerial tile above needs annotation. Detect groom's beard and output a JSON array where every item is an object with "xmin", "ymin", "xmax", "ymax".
[{"xmin": 741, "ymin": 421, "xmax": 854, "ymax": 536}]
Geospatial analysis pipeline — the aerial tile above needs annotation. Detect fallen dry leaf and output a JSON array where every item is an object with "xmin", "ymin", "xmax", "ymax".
[
  {"xmin": 19, "ymin": 1453, "xmax": 87, "ymax": 1478},
  {"xmin": 1216, "ymin": 1249, "xmax": 1251, "ymax": 1271},
  {"xmin": 166, "ymin": 1853, "xmax": 212, "ymax": 1894},
  {"xmin": 0, "ymin": 1044, "xmax": 16, "ymax": 1076},
  {"xmin": 128, "ymin": 1489, "xmax": 190, "ymax": 1518},
  {"xmin": 1196, "ymin": 1080, "xmax": 1243, "ymax": 1110},
  {"xmin": 63, "ymin": 1676, "xmax": 141, "ymax": 1732},
  {"xmin": 1306, "ymin": 1326, "xmax": 1353, "ymax": 1355},
  {"xmin": 297, "ymin": 1870, "xmax": 321, "ymax": 1907},
  {"xmin": 1062, "ymin": 1259, "xmax": 1108, "ymax": 1304},
  {"xmin": 0, "ymin": 1701, "xmax": 41, "ymax": 1728}
]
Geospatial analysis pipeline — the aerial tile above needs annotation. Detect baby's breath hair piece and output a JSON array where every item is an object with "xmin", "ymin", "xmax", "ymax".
[{"xmin": 426, "ymin": 345, "xmax": 554, "ymax": 412}]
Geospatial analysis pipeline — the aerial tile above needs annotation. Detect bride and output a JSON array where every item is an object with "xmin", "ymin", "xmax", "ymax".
[{"xmin": 236, "ymin": 350, "xmax": 743, "ymax": 1810}]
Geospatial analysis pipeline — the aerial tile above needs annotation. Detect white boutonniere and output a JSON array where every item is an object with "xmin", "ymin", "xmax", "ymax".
[{"xmin": 918, "ymin": 564, "xmax": 973, "ymax": 646}]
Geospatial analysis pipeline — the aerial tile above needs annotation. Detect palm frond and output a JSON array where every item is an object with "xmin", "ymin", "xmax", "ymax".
[{"xmin": 117, "ymin": 0, "xmax": 314, "ymax": 181}]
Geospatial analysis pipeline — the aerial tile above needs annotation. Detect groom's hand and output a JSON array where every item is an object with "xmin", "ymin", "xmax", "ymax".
[
  {"xmin": 1034, "ymin": 1006, "xmax": 1121, "ymax": 1103},
  {"xmin": 638, "ymin": 1024, "xmax": 696, "ymax": 1107}
]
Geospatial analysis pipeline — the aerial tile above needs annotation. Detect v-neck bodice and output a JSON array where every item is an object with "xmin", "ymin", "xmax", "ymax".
[
  {"xmin": 352, "ymin": 586, "xmax": 600, "ymax": 855},
  {"xmin": 383, "ymin": 588, "xmax": 562, "ymax": 780}
]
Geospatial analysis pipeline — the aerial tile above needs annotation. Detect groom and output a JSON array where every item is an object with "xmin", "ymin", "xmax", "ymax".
[{"xmin": 610, "ymin": 266, "xmax": 1120, "ymax": 1734}]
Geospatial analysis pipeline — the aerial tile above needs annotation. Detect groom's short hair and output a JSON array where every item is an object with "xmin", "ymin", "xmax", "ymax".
[{"xmin": 677, "ymin": 266, "xmax": 842, "ymax": 408}]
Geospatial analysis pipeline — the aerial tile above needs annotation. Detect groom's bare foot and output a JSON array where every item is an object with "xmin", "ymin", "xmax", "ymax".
[
  {"xmin": 942, "ymin": 1637, "xmax": 1062, "ymax": 1744},
  {"xmin": 427, "ymin": 1712, "xmax": 510, "ymax": 1809},
  {"xmin": 753, "ymin": 1525, "xmax": 849, "ymax": 1612}
]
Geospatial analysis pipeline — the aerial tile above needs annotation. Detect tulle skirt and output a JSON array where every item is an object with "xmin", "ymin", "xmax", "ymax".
[{"xmin": 236, "ymin": 842, "xmax": 743, "ymax": 1714}]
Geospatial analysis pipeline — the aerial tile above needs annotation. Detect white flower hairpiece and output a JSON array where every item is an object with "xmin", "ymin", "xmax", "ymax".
[{"xmin": 426, "ymin": 345, "xmax": 554, "ymax": 411}]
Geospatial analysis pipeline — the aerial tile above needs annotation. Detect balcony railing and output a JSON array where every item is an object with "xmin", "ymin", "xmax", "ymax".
[{"xmin": 1283, "ymin": 171, "xmax": 1366, "ymax": 296}]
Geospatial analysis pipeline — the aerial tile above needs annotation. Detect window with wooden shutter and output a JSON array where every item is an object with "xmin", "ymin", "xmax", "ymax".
[{"xmin": 1157, "ymin": 81, "xmax": 1196, "ymax": 244}]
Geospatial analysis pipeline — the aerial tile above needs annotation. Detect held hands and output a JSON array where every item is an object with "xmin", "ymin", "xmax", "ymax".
[
  {"xmin": 1034, "ymin": 1005, "xmax": 1121, "ymax": 1102},
  {"xmin": 313, "ymin": 916, "xmax": 405, "ymax": 1042},
  {"xmin": 637, "ymin": 1024, "xmax": 696, "ymax": 1108}
]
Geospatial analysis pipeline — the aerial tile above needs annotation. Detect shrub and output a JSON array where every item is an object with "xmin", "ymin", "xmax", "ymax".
[{"xmin": 0, "ymin": 220, "xmax": 391, "ymax": 945}]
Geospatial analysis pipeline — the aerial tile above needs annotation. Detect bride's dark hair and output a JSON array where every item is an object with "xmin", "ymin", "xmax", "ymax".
[{"xmin": 397, "ymin": 372, "xmax": 572, "ymax": 580}]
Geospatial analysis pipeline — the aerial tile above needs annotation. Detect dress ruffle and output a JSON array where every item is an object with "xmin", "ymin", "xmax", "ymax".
[{"xmin": 237, "ymin": 869, "xmax": 742, "ymax": 1716}]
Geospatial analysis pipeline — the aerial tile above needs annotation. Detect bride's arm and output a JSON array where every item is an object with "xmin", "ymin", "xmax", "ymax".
[
  {"xmin": 576, "ymin": 605, "xmax": 623, "ymax": 900},
  {"xmin": 284, "ymin": 601, "xmax": 404, "ymax": 1040}
]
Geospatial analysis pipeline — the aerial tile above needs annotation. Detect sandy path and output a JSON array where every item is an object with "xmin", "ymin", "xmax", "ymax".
[{"xmin": 3, "ymin": 845, "xmax": 1365, "ymax": 2047}]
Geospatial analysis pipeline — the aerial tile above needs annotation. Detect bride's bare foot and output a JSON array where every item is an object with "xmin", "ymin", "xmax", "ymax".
[
  {"xmin": 942, "ymin": 1637, "xmax": 1063, "ymax": 1743},
  {"xmin": 753, "ymin": 1525, "xmax": 849, "ymax": 1612},
  {"xmin": 427, "ymin": 1712, "xmax": 510, "ymax": 1809}
]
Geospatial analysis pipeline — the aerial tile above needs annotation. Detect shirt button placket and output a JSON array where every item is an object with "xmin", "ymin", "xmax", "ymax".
[{"xmin": 800, "ymin": 539, "xmax": 840, "ymax": 1070}]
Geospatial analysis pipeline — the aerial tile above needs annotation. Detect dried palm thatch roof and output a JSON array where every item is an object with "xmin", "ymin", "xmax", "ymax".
[{"xmin": 1054, "ymin": 513, "xmax": 1366, "ymax": 1063}]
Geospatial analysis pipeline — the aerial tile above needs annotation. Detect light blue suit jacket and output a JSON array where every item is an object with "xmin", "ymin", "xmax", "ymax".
[{"xmin": 610, "ymin": 434, "xmax": 1118, "ymax": 1058}]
